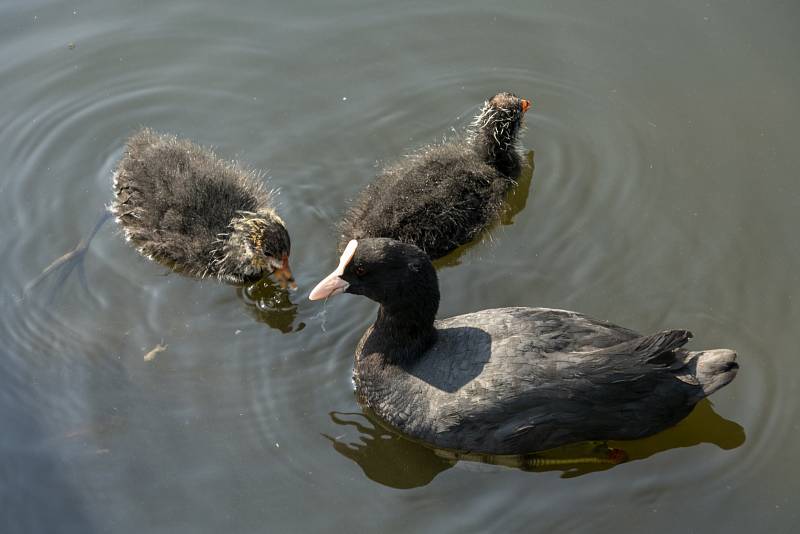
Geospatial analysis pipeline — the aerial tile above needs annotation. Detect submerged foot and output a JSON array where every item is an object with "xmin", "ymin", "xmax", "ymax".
[{"xmin": 24, "ymin": 211, "xmax": 111, "ymax": 303}]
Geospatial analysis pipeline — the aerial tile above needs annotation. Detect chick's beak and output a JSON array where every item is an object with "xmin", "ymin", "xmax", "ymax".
[
  {"xmin": 521, "ymin": 99, "xmax": 532, "ymax": 113},
  {"xmin": 272, "ymin": 254, "xmax": 297, "ymax": 290}
]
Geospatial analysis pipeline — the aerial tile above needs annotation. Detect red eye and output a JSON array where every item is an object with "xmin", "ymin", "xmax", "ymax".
[{"xmin": 354, "ymin": 265, "xmax": 367, "ymax": 277}]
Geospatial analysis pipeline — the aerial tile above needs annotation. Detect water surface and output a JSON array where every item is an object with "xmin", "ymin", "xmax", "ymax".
[{"xmin": 1, "ymin": 0, "xmax": 799, "ymax": 532}]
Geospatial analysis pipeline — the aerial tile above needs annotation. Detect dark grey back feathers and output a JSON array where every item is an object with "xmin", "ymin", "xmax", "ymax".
[{"xmin": 356, "ymin": 306, "xmax": 738, "ymax": 454}]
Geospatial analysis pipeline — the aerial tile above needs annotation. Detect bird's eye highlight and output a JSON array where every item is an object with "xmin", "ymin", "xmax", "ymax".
[{"xmin": 354, "ymin": 265, "xmax": 367, "ymax": 277}]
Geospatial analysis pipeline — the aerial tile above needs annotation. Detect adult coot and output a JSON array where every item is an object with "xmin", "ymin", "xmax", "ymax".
[
  {"xmin": 112, "ymin": 129, "xmax": 295, "ymax": 287},
  {"xmin": 339, "ymin": 92, "xmax": 531, "ymax": 260},
  {"xmin": 309, "ymin": 239, "xmax": 739, "ymax": 454}
]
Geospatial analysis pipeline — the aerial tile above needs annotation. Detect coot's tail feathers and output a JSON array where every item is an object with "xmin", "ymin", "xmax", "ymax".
[
  {"xmin": 594, "ymin": 329, "xmax": 692, "ymax": 366},
  {"xmin": 599, "ymin": 330, "xmax": 737, "ymax": 399},
  {"xmin": 621, "ymin": 329, "xmax": 693, "ymax": 363},
  {"xmin": 686, "ymin": 349, "xmax": 739, "ymax": 397}
]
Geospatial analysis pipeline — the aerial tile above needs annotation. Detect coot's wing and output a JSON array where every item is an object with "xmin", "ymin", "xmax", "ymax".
[
  {"xmin": 417, "ymin": 307, "xmax": 644, "ymax": 406},
  {"xmin": 438, "ymin": 307, "xmax": 641, "ymax": 354},
  {"xmin": 428, "ymin": 316, "xmax": 694, "ymax": 453},
  {"xmin": 487, "ymin": 330, "xmax": 694, "ymax": 452}
]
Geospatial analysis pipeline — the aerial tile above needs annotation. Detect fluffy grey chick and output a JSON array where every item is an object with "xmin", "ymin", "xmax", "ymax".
[
  {"xmin": 112, "ymin": 129, "xmax": 295, "ymax": 287},
  {"xmin": 338, "ymin": 92, "xmax": 532, "ymax": 260}
]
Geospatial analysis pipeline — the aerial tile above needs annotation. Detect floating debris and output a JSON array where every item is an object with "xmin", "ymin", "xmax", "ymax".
[{"xmin": 143, "ymin": 342, "xmax": 167, "ymax": 362}]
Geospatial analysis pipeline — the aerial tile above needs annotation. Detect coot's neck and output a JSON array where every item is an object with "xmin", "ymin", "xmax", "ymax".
[
  {"xmin": 471, "ymin": 106, "xmax": 522, "ymax": 177},
  {"xmin": 364, "ymin": 274, "xmax": 440, "ymax": 366}
]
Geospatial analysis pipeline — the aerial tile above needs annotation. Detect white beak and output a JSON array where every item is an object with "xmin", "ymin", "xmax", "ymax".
[{"xmin": 308, "ymin": 240, "xmax": 358, "ymax": 301}]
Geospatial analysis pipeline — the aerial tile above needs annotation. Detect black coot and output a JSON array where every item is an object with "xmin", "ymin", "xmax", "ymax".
[
  {"xmin": 112, "ymin": 129, "xmax": 295, "ymax": 287},
  {"xmin": 339, "ymin": 92, "xmax": 531, "ymax": 260},
  {"xmin": 309, "ymin": 238, "xmax": 739, "ymax": 454}
]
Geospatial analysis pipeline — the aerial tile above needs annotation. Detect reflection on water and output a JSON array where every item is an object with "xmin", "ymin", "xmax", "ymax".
[
  {"xmin": 608, "ymin": 399, "xmax": 746, "ymax": 461},
  {"xmin": 324, "ymin": 411, "xmax": 452, "ymax": 489},
  {"xmin": 499, "ymin": 150, "xmax": 536, "ymax": 226},
  {"xmin": 326, "ymin": 399, "xmax": 744, "ymax": 489},
  {"xmin": 237, "ymin": 278, "xmax": 305, "ymax": 333}
]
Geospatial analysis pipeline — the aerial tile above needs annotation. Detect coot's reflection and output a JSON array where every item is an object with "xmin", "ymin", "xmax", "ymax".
[
  {"xmin": 237, "ymin": 277, "xmax": 305, "ymax": 334},
  {"xmin": 325, "ymin": 399, "xmax": 744, "ymax": 488},
  {"xmin": 323, "ymin": 409, "xmax": 452, "ymax": 489}
]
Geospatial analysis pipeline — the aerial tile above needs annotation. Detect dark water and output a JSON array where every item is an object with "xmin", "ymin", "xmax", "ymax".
[{"xmin": 1, "ymin": 0, "xmax": 798, "ymax": 532}]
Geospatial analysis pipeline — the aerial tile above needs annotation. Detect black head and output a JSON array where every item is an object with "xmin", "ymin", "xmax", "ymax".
[{"xmin": 309, "ymin": 238, "xmax": 439, "ymax": 311}]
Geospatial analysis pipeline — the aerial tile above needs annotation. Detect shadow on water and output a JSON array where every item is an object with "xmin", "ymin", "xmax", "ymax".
[
  {"xmin": 432, "ymin": 150, "xmax": 535, "ymax": 269},
  {"xmin": 325, "ymin": 399, "xmax": 744, "ymax": 489},
  {"xmin": 236, "ymin": 277, "xmax": 305, "ymax": 334}
]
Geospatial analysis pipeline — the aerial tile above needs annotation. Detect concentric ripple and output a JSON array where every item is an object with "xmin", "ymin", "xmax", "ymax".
[{"xmin": 1, "ymin": 1, "xmax": 794, "ymax": 532}]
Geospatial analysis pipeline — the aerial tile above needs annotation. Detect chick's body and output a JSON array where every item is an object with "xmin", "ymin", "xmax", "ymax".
[
  {"xmin": 112, "ymin": 129, "xmax": 292, "ymax": 285},
  {"xmin": 341, "ymin": 145, "xmax": 514, "ymax": 260},
  {"xmin": 339, "ymin": 92, "xmax": 531, "ymax": 259}
]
